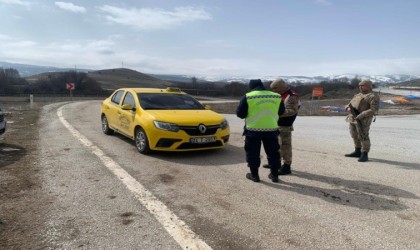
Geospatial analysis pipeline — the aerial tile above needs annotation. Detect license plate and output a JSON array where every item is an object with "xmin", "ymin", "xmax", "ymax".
[{"xmin": 190, "ymin": 136, "xmax": 216, "ymax": 144}]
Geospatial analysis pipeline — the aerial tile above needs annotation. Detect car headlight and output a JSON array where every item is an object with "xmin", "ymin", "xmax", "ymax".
[
  {"xmin": 153, "ymin": 121, "xmax": 180, "ymax": 132},
  {"xmin": 220, "ymin": 119, "xmax": 229, "ymax": 130}
]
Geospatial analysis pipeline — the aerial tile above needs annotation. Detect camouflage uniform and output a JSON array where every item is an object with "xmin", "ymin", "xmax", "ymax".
[
  {"xmin": 278, "ymin": 94, "xmax": 300, "ymax": 165},
  {"xmin": 263, "ymin": 79, "xmax": 300, "ymax": 175},
  {"xmin": 345, "ymin": 80, "xmax": 380, "ymax": 161}
]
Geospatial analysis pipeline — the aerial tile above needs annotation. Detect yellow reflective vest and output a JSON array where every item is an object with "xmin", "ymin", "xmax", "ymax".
[{"xmin": 245, "ymin": 90, "xmax": 282, "ymax": 131}]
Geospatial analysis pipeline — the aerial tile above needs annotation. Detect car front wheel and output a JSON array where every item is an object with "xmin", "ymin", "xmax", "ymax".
[
  {"xmin": 135, "ymin": 127, "xmax": 151, "ymax": 154},
  {"xmin": 101, "ymin": 115, "xmax": 114, "ymax": 135}
]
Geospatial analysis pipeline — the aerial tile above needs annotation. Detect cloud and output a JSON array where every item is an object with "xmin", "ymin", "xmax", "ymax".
[
  {"xmin": 0, "ymin": 0, "xmax": 30, "ymax": 7},
  {"xmin": 0, "ymin": 34, "xmax": 12, "ymax": 40},
  {"xmin": 118, "ymin": 55, "xmax": 274, "ymax": 78},
  {"xmin": 0, "ymin": 36, "xmax": 129, "ymax": 70},
  {"xmin": 55, "ymin": 2, "xmax": 86, "ymax": 13},
  {"xmin": 6, "ymin": 40, "xmax": 37, "ymax": 47},
  {"xmin": 2, "ymin": 36, "xmax": 420, "ymax": 77},
  {"xmin": 0, "ymin": 36, "xmax": 246, "ymax": 76},
  {"xmin": 315, "ymin": 0, "xmax": 331, "ymax": 6},
  {"xmin": 99, "ymin": 5, "xmax": 212, "ymax": 30},
  {"xmin": 277, "ymin": 57, "xmax": 420, "ymax": 76},
  {"xmin": 199, "ymin": 40, "xmax": 235, "ymax": 48}
]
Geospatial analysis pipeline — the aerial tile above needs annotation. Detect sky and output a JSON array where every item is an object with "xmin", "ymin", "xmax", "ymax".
[{"xmin": 1, "ymin": 0, "xmax": 420, "ymax": 78}]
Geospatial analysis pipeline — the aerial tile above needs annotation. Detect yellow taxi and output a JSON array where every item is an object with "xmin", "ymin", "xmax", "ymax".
[{"xmin": 100, "ymin": 87, "xmax": 230, "ymax": 154}]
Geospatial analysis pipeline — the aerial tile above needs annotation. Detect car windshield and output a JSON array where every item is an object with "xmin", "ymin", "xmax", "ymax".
[{"xmin": 138, "ymin": 93, "xmax": 205, "ymax": 110}]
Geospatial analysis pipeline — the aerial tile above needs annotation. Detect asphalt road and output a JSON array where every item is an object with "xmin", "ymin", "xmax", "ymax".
[{"xmin": 37, "ymin": 100, "xmax": 420, "ymax": 249}]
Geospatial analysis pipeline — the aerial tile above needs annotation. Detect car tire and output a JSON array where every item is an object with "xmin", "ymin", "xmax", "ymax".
[
  {"xmin": 135, "ymin": 127, "xmax": 151, "ymax": 154},
  {"xmin": 101, "ymin": 115, "xmax": 114, "ymax": 135}
]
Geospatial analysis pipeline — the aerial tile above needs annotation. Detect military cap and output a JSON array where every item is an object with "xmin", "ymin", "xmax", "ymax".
[
  {"xmin": 270, "ymin": 79, "xmax": 289, "ymax": 93},
  {"xmin": 359, "ymin": 80, "xmax": 373, "ymax": 89}
]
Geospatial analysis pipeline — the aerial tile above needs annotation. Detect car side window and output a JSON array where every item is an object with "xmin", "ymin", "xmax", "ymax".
[
  {"xmin": 122, "ymin": 92, "xmax": 136, "ymax": 108},
  {"xmin": 111, "ymin": 90, "xmax": 124, "ymax": 105}
]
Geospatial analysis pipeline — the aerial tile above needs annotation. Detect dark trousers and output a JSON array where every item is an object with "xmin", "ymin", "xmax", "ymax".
[{"xmin": 245, "ymin": 136, "xmax": 280, "ymax": 175}]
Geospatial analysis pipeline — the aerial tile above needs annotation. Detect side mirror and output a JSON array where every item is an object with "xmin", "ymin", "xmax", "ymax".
[
  {"xmin": 121, "ymin": 104, "xmax": 135, "ymax": 111},
  {"xmin": 204, "ymin": 104, "xmax": 211, "ymax": 110}
]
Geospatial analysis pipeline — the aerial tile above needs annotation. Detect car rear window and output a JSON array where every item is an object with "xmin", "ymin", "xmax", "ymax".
[
  {"xmin": 138, "ymin": 93, "xmax": 205, "ymax": 110},
  {"xmin": 112, "ymin": 90, "xmax": 124, "ymax": 104}
]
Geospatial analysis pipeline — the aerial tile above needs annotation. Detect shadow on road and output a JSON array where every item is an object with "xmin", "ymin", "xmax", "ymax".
[
  {"xmin": 108, "ymin": 133, "xmax": 246, "ymax": 166},
  {"xmin": 369, "ymin": 158, "xmax": 420, "ymax": 170},
  {"xmin": 262, "ymin": 170, "xmax": 417, "ymax": 211},
  {"xmin": 153, "ymin": 144, "xmax": 245, "ymax": 166}
]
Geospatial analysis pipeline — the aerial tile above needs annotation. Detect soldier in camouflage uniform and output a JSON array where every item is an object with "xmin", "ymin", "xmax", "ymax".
[
  {"xmin": 263, "ymin": 79, "xmax": 300, "ymax": 175},
  {"xmin": 345, "ymin": 80, "xmax": 380, "ymax": 162}
]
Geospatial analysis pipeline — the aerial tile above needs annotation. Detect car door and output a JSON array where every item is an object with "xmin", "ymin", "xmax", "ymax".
[
  {"xmin": 106, "ymin": 90, "xmax": 125, "ymax": 130},
  {"xmin": 118, "ymin": 91, "xmax": 137, "ymax": 137}
]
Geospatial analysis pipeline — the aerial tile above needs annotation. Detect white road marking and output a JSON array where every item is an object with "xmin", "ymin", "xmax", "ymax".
[
  {"xmin": 1, "ymin": 147, "xmax": 21, "ymax": 152},
  {"xmin": 57, "ymin": 107, "xmax": 212, "ymax": 250}
]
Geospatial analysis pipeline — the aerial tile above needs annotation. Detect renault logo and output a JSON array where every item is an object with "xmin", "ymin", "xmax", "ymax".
[{"xmin": 198, "ymin": 124, "xmax": 207, "ymax": 134}]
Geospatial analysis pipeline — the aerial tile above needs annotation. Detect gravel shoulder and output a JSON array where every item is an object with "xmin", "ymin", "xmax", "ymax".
[{"xmin": 0, "ymin": 102, "xmax": 49, "ymax": 249}]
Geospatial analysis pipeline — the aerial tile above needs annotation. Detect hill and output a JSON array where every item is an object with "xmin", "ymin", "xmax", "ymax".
[
  {"xmin": 87, "ymin": 68, "xmax": 172, "ymax": 90},
  {"xmin": 396, "ymin": 78, "xmax": 420, "ymax": 87},
  {"xmin": 16, "ymin": 65, "xmax": 420, "ymax": 98},
  {"xmin": 0, "ymin": 61, "xmax": 89, "ymax": 77},
  {"xmin": 25, "ymin": 68, "xmax": 174, "ymax": 91},
  {"xmin": 4, "ymin": 60, "xmax": 419, "ymax": 85}
]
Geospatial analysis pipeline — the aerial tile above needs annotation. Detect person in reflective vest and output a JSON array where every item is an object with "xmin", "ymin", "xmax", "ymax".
[{"xmin": 236, "ymin": 79, "xmax": 285, "ymax": 183}]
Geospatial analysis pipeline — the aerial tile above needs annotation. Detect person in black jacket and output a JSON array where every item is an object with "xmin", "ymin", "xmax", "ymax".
[
  {"xmin": 236, "ymin": 79, "xmax": 285, "ymax": 183},
  {"xmin": 263, "ymin": 79, "xmax": 300, "ymax": 175}
]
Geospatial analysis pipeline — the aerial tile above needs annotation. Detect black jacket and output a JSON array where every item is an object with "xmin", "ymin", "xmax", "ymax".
[{"xmin": 277, "ymin": 89, "xmax": 298, "ymax": 127}]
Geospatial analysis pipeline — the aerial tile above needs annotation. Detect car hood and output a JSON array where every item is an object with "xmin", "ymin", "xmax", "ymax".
[{"xmin": 144, "ymin": 110, "xmax": 225, "ymax": 125}]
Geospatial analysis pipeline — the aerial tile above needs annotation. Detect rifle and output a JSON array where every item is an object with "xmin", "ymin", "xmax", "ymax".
[{"xmin": 348, "ymin": 103, "xmax": 367, "ymax": 141}]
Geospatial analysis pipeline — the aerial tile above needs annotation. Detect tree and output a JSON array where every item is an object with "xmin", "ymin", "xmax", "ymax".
[
  {"xmin": 223, "ymin": 81, "xmax": 248, "ymax": 97},
  {"xmin": 350, "ymin": 77, "xmax": 361, "ymax": 89},
  {"xmin": 0, "ymin": 67, "xmax": 28, "ymax": 94}
]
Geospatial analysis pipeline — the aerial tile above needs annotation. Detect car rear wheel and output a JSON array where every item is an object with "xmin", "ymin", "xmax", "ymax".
[
  {"xmin": 135, "ymin": 127, "xmax": 151, "ymax": 154},
  {"xmin": 101, "ymin": 115, "xmax": 114, "ymax": 135}
]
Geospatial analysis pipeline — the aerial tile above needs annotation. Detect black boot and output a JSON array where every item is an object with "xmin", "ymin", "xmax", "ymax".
[
  {"xmin": 262, "ymin": 164, "xmax": 270, "ymax": 169},
  {"xmin": 345, "ymin": 148, "xmax": 361, "ymax": 157},
  {"xmin": 358, "ymin": 152, "xmax": 368, "ymax": 162},
  {"xmin": 269, "ymin": 164, "xmax": 279, "ymax": 183},
  {"xmin": 268, "ymin": 173, "xmax": 279, "ymax": 183},
  {"xmin": 246, "ymin": 166, "xmax": 260, "ymax": 182},
  {"xmin": 246, "ymin": 173, "xmax": 260, "ymax": 182},
  {"xmin": 278, "ymin": 164, "xmax": 291, "ymax": 175}
]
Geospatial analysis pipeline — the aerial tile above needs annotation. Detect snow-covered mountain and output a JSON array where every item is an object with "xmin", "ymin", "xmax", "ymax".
[
  {"xmin": 0, "ymin": 61, "xmax": 89, "ymax": 76},
  {"xmin": 151, "ymin": 73, "xmax": 420, "ymax": 85},
  {"xmin": 196, "ymin": 74, "xmax": 420, "ymax": 85},
  {"xmin": 1, "ymin": 61, "xmax": 418, "ymax": 84}
]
